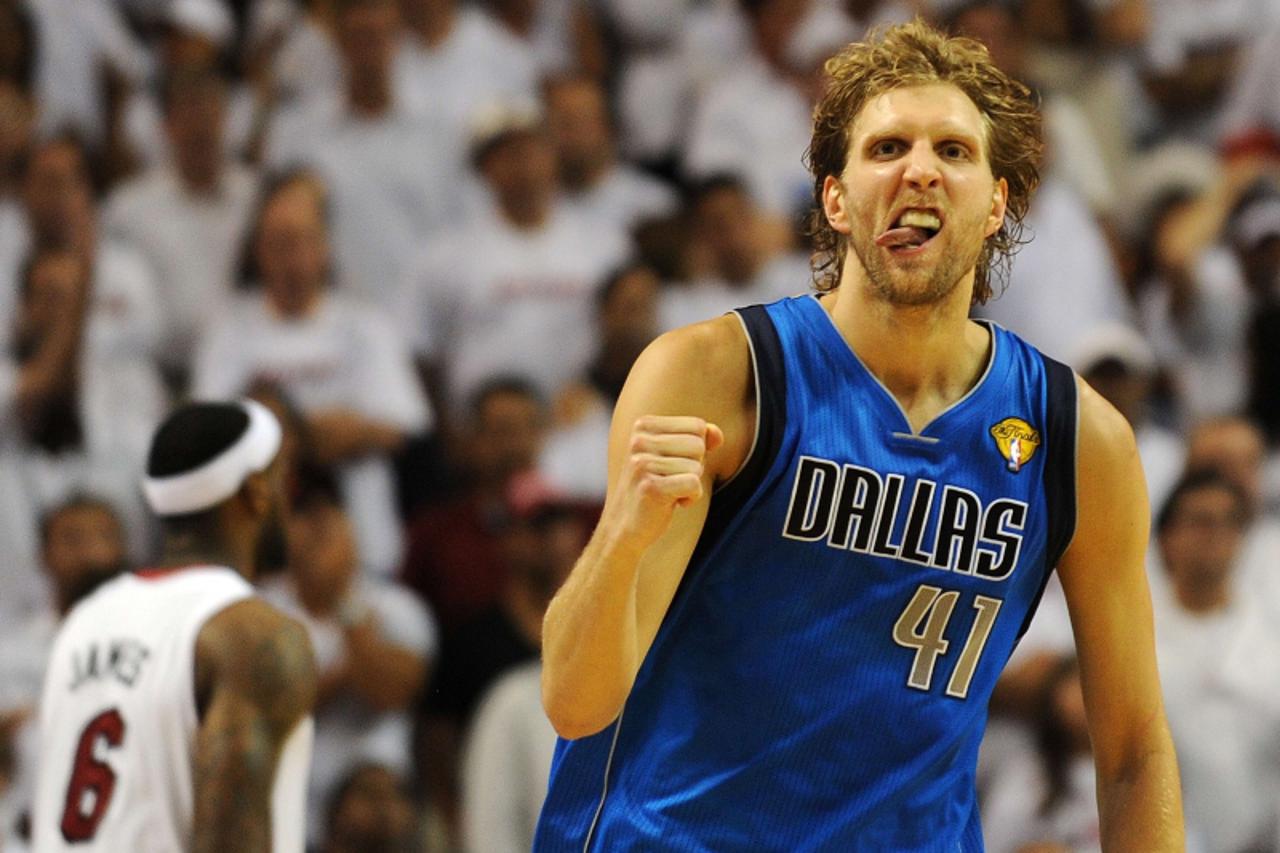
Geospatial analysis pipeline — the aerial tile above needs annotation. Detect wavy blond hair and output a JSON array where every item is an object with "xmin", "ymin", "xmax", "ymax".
[{"xmin": 804, "ymin": 19, "xmax": 1042, "ymax": 304}]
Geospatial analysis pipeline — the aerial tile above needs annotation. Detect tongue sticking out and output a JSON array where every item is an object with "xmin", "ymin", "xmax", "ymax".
[{"xmin": 876, "ymin": 226, "xmax": 932, "ymax": 249}]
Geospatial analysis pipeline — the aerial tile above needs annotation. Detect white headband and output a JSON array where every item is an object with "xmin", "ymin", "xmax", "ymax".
[{"xmin": 143, "ymin": 399, "xmax": 283, "ymax": 516}]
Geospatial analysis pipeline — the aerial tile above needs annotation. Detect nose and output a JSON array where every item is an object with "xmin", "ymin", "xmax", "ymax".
[{"xmin": 902, "ymin": 141, "xmax": 941, "ymax": 190}]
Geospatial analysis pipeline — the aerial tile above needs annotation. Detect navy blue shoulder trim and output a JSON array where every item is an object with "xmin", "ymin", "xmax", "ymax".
[
  {"xmin": 688, "ymin": 305, "xmax": 788, "ymax": 566},
  {"xmin": 1017, "ymin": 353, "xmax": 1078, "ymax": 640}
]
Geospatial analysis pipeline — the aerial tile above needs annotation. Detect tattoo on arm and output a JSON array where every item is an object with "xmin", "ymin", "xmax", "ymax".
[{"xmin": 193, "ymin": 604, "xmax": 316, "ymax": 853}]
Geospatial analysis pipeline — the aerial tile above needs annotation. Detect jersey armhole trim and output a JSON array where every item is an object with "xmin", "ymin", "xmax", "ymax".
[{"xmin": 714, "ymin": 310, "xmax": 764, "ymax": 493}]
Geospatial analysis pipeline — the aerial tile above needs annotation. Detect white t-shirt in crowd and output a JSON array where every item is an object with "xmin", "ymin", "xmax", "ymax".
[
  {"xmin": 192, "ymin": 292, "xmax": 432, "ymax": 577},
  {"xmin": 461, "ymin": 662, "xmax": 557, "ymax": 853},
  {"xmin": 265, "ymin": 577, "xmax": 437, "ymax": 846},
  {"xmin": 658, "ymin": 252, "xmax": 811, "ymax": 332},
  {"xmin": 103, "ymin": 165, "xmax": 259, "ymax": 371},
  {"xmin": 401, "ymin": 203, "xmax": 630, "ymax": 404},
  {"xmin": 1154, "ymin": 583, "xmax": 1280, "ymax": 853},
  {"xmin": 981, "ymin": 752, "xmax": 1101, "ymax": 853},
  {"xmin": 397, "ymin": 8, "xmax": 537, "ymax": 142},
  {"xmin": 683, "ymin": 51, "xmax": 814, "ymax": 219},
  {"xmin": 979, "ymin": 177, "xmax": 1131, "ymax": 364},
  {"xmin": 1138, "ymin": 245, "xmax": 1250, "ymax": 422},
  {"xmin": 266, "ymin": 95, "xmax": 465, "ymax": 313},
  {"xmin": 563, "ymin": 164, "xmax": 678, "ymax": 233}
]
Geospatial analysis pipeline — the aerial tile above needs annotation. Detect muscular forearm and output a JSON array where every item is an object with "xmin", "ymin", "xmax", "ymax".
[
  {"xmin": 1097, "ymin": 738, "xmax": 1185, "ymax": 851},
  {"xmin": 541, "ymin": 524, "xmax": 645, "ymax": 739}
]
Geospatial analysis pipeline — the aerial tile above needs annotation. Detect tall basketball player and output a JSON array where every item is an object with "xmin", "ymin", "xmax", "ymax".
[
  {"xmin": 535, "ymin": 20, "xmax": 1184, "ymax": 850},
  {"xmin": 32, "ymin": 400, "xmax": 317, "ymax": 852}
]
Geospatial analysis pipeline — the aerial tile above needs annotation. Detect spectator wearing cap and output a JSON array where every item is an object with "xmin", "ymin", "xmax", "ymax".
[
  {"xmin": 104, "ymin": 64, "xmax": 259, "ymax": 385},
  {"xmin": 397, "ymin": 0, "xmax": 537, "ymax": 148},
  {"xmin": 1151, "ymin": 470, "xmax": 1280, "ymax": 852},
  {"xmin": 398, "ymin": 100, "xmax": 629, "ymax": 409},
  {"xmin": 543, "ymin": 73, "xmax": 677, "ymax": 233},
  {"xmin": 192, "ymin": 171, "xmax": 432, "ymax": 577},
  {"xmin": 265, "ymin": 479, "xmax": 437, "ymax": 844},
  {"xmin": 659, "ymin": 174, "xmax": 809, "ymax": 331},
  {"xmin": 415, "ymin": 468, "xmax": 588, "ymax": 845},
  {"xmin": 265, "ymin": 0, "xmax": 464, "ymax": 314},
  {"xmin": 1070, "ymin": 322, "xmax": 1184, "ymax": 517}
]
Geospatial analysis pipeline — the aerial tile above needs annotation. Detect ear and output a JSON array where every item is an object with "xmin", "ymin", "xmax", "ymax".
[
  {"xmin": 984, "ymin": 177, "xmax": 1009, "ymax": 239},
  {"xmin": 822, "ymin": 175, "xmax": 852, "ymax": 236}
]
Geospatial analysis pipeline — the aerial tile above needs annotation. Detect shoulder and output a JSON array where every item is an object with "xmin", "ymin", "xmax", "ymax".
[
  {"xmin": 1074, "ymin": 376, "xmax": 1140, "ymax": 472},
  {"xmin": 196, "ymin": 597, "xmax": 317, "ymax": 728},
  {"xmin": 631, "ymin": 313, "xmax": 751, "ymax": 401}
]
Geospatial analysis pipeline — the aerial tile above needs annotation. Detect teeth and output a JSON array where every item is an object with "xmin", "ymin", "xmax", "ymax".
[{"xmin": 897, "ymin": 210, "xmax": 941, "ymax": 230}]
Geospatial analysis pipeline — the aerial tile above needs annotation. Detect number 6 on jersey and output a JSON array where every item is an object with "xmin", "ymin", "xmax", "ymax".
[{"xmin": 892, "ymin": 584, "xmax": 1003, "ymax": 699}]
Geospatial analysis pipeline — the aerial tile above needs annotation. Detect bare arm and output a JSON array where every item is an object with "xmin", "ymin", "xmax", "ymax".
[
  {"xmin": 306, "ymin": 407, "xmax": 408, "ymax": 463},
  {"xmin": 541, "ymin": 316, "xmax": 754, "ymax": 739},
  {"xmin": 1057, "ymin": 379, "xmax": 1184, "ymax": 851},
  {"xmin": 339, "ymin": 615, "xmax": 430, "ymax": 712},
  {"xmin": 192, "ymin": 598, "xmax": 317, "ymax": 853}
]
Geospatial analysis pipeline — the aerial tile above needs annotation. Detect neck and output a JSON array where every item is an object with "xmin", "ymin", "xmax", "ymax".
[
  {"xmin": 826, "ymin": 265, "xmax": 987, "ymax": 432},
  {"xmin": 157, "ymin": 526, "xmax": 251, "ymax": 579},
  {"xmin": 501, "ymin": 197, "xmax": 552, "ymax": 230}
]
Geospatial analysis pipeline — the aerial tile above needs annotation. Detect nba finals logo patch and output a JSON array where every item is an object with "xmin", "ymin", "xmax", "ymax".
[{"xmin": 990, "ymin": 418, "xmax": 1041, "ymax": 473}]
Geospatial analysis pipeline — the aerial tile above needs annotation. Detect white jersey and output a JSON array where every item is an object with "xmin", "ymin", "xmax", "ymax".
[{"xmin": 31, "ymin": 566, "xmax": 313, "ymax": 852}]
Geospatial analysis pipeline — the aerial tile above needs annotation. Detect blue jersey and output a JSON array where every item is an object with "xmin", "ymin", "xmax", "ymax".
[{"xmin": 534, "ymin": 295, "xmax": 1078, "ymax": 852}]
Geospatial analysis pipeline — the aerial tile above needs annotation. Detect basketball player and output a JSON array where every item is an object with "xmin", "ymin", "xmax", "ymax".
[
  {"xmin": 535, "ymin": 21, "xmax": 1184, "ymax": 850},
  {"xmin": 31, "ymin": 400, "xmax": 317, "ymax": 851}
]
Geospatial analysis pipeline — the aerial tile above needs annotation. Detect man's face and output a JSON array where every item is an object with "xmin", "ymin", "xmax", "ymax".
[
  {"xmin": 474, "ymin": 391, "xmax": 546, "ymax": 482},
  {"xmin": 600, "ymin": 268, "xmax": 659, "ymax": 358},
  {"xmin": 287, "ymin": 501, "xmax": 357, "ymax": 604},
  {"xmin": 43, "ymin": 505, "xmax": 126, "ymax": 605},
  {"xmin": 545, "ymin": 79, "xmax": 612, "ymax": 188},
  {"xmin": 695, "ymin": 186, "xmax": 762, "ymax": 285},
  {"xmin": 256, "ymin": 183, "xmax": 329, "ymax": 316},
  {"xmin": 480, "ymin": 132, "xmax": 558, "ymax": 219},
  {"xmin": 165, "ymin": 82, "xmax": 227, "ymax": 175},
  {"xmin": 326, "ymin": 765, "xmax": 415, "ymax": 853},
  {"xmin": 1159, "ymin": 487, "xmax": 1245, "ymax": 592},
  {"xmin": 23, "ymin": 143, "xmax": 93, "ymax": 248},
  {"xmin": 827, "ymin": 83, "xmax": 1007, "ymax": 306},
  {"xmin": 1186, "ymin": 420, "xmax": 1265, "ymax": 517},
  {"xmin": 336, "ymin": 2, "xmax": 399, "ymax": 81}
]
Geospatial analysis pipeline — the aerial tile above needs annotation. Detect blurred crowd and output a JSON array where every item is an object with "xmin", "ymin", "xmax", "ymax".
[{"xmin": 0, "ymin": 0, "xmax": 1278, "ymax": 850}]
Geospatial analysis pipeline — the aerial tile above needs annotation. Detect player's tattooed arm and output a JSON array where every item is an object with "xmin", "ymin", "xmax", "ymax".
[{"xmin": 192, "ymin": 598, "xmax": 317, "ymax": 853}]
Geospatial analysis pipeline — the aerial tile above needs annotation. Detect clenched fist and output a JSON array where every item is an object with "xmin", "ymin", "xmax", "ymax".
[{"xmin": 606, "ymin": 415, "xmax": 725, "ymax": 552}]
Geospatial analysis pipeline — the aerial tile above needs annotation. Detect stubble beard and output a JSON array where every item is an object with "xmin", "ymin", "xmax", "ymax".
[{"xmin": 850, "ymin": 228, "xmax": 985, "ymax": 308}]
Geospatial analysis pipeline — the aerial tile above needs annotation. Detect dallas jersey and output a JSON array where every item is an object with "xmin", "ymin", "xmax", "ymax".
[
  {"xmin": 32, "ymin": 566, "xmax": 313, "ymax": 852},
  {"xmin": 535, "ymin": 295, "xmax": 1078, "ymax": 852}
]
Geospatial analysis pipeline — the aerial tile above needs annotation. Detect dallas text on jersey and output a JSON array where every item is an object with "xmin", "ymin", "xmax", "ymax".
[{"xmin": 782, "ymin": 456, "xmax": 1028, "ymax": 582}]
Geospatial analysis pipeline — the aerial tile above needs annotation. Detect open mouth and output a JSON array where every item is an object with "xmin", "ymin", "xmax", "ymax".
[{"xmin": 876, "ymin": 209, "xmax": 943, "ymax": 253}]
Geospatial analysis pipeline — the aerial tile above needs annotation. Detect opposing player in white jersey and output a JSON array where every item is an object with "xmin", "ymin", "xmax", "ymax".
[{"xmin": 32, "ymin": 400, "xmax": 318, "ymax": 852}]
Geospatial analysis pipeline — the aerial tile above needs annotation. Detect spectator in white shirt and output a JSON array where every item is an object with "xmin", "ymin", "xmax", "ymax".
[
  {"xmin": 660, "ymin": 174, "xmax": 809, "ymax": 330},
  {"xmin": 266, "ymin": 0, "xmax": 463, "ymax": 312},
  {"xmin": 400, "ymin": 102, "xmax": 629, "ymax": 409},
  {"xmin": 540, "ymin": 262, "xmax": 660, "ymax": 501},
  {"xmin": 543, "ymin": 73, "xmax": 677, "ymax": 233},
  {"xmin": 397, "ymin": 0, "xmax": 538, "ymax": 146},
  {"xmin": 104, "ymin": 65, "xmax": 259, "ymax": 384},
  {"xmin": 1153, "ymin": 469, "xmax": 1280, "ymax": 852},
  {"xmin": 193, "ymin": 171, "xmax": 433, "ymax": 576},
  {"xmin": 268, "ymin": 480, "xmax": 437, "ymax": 844}
]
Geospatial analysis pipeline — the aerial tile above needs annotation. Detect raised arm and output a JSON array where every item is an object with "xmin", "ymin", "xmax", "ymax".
[
  {"xmin": 1057, "ymin": 378, "xmax": 1184, "ymax": 850},
  {"xmin": 192, "ymin": 597, "xmax": 317, "ymax": 853},
  {"xmin": 540, "ymin": 315, "xmax": 754, "ymax": 739}
]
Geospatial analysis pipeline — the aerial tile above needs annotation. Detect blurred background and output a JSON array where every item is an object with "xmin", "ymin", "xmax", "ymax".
[{"xmin": 0, "ymin": 0, "xmax": 1279, "ymax": 850}]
